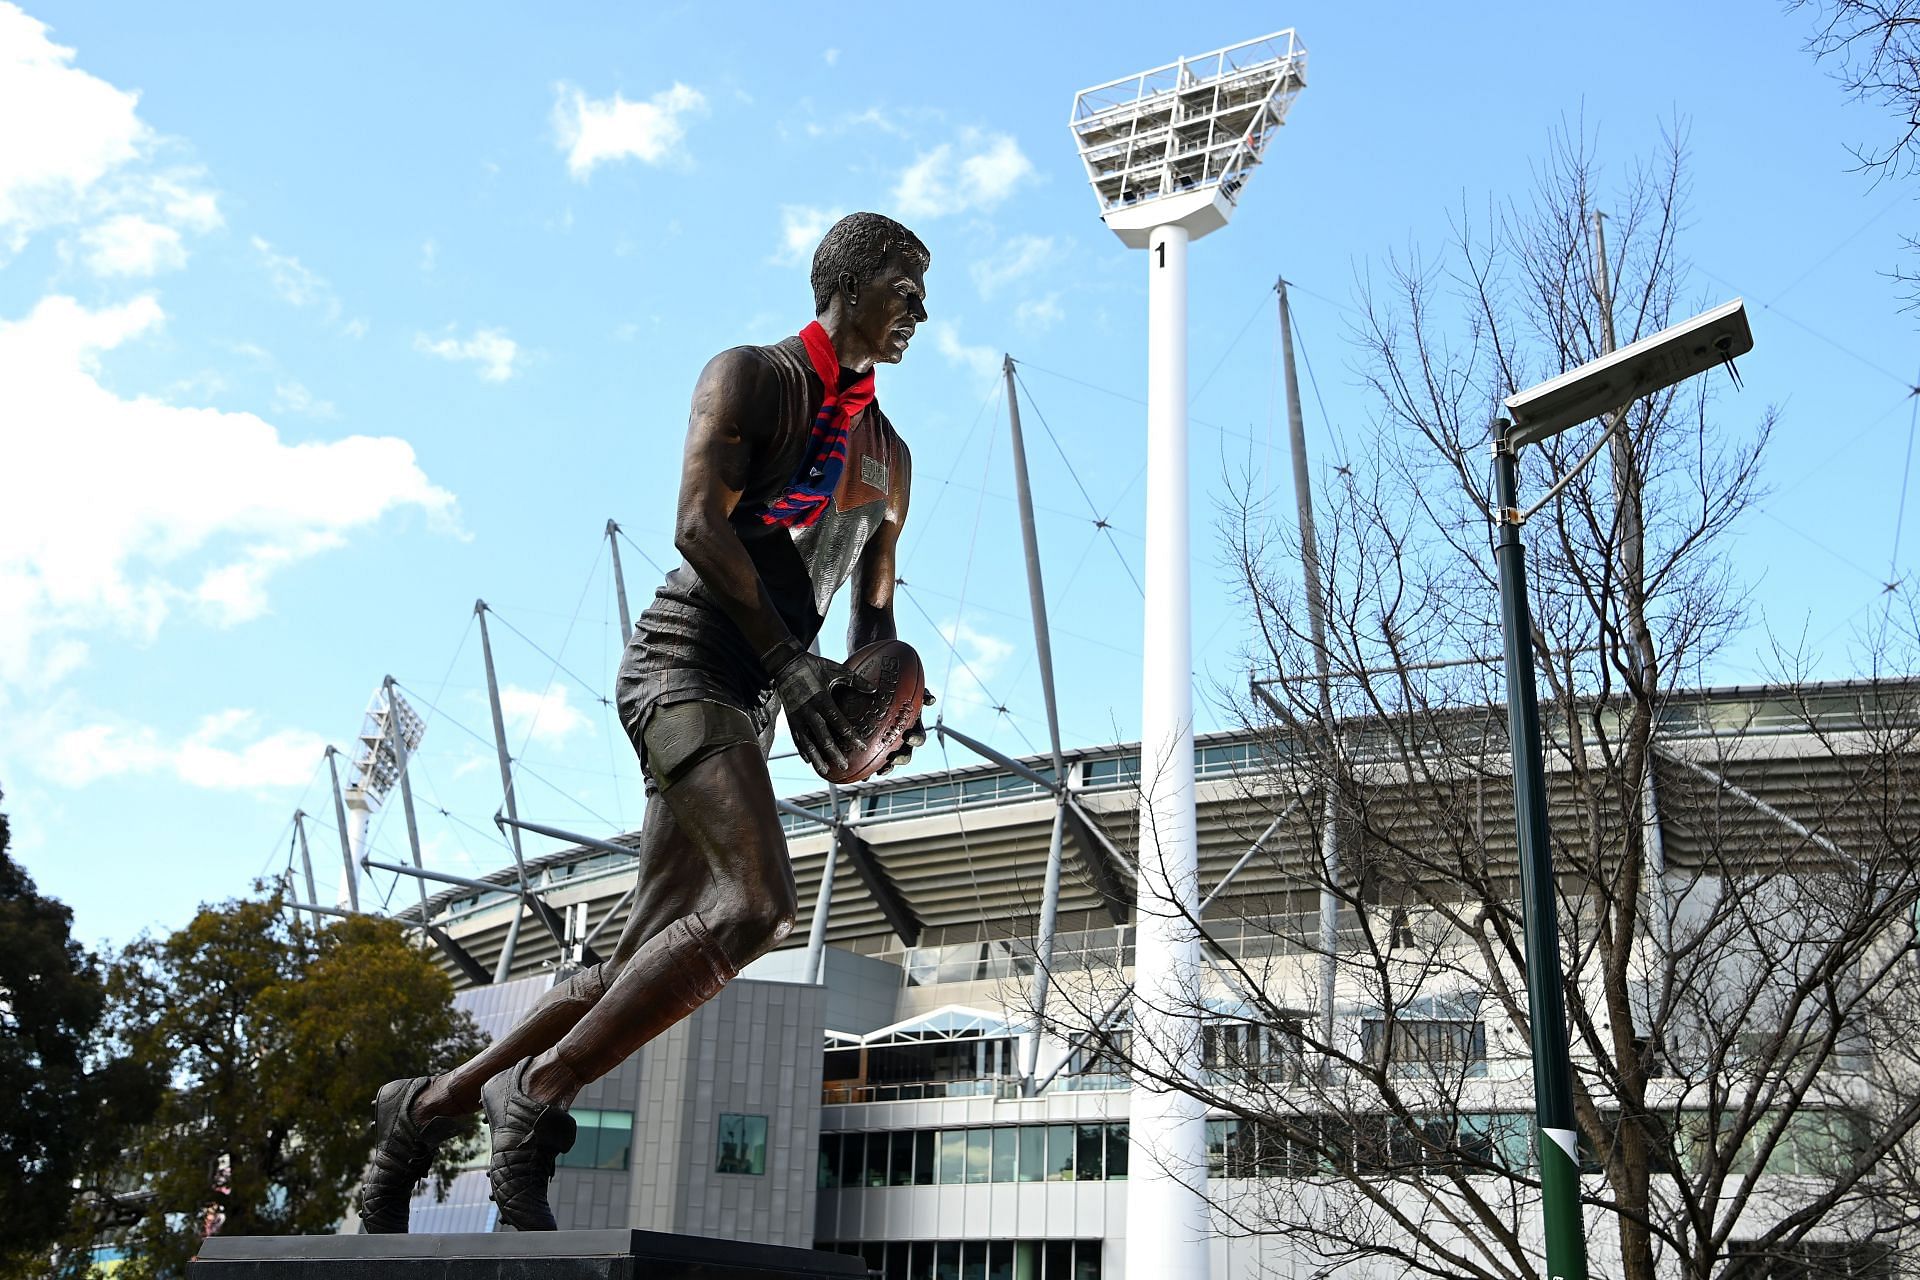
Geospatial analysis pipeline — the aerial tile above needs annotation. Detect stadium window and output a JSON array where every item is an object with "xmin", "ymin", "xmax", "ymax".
[
  {"xmin": 1104, "ymin": 1123, "xmax": 1128, "ymax": 1180},
  {"xmin": 818, "ymin": 1132, "xmax": 841, "ymax": 1189},
  {"xmin": 861, "ymin": 1132, "xmax": 889, "ymax": 1187},
  {"xmin": 1075, "ymin": 1124, "xmax": 1104, "ymax": 1180},
  {"xmin": 966, "ymin": 1128, "xmax": 992, "ymax": 1183},
  {"xmin": 1726, "ymin": 1240, "xmax": 1892, "ymax": 1278},
  {"xmin": 992, "ymin": 1127, "xmax": 1017, "ymax": 1181},
  {"xmin": 556, "ymin": 1108, "xmax": 633, "ymax": 1171},
  {"xmin": 1017, "ymin": 1126, "xmax": 1045, "ymax": 1182},
  {"xmin": 890, "ymin": 1128, "xmax": 916, "ymax": 1186},
  {"xmin": 715, "ymin": 1113, "xmax": 767, "ymax": 1176},
  {"xmin": 1359, "ymin": 1017, "xmax": 1487, "ymax": 1076},
  {"xmin": 1046, "ymin": 1124, "xmax": 1076, "ymax": 1181},
  {"xmin": 1201, "ymin": 1018, "xmax": 1301, "ymax": 1083},
  {"xmin": 1205, "ymin": 1119, "xmax": 1230, "ymax": 1176},
  {"xmin": 939, "ymin": 1128, "xmax": 966, "ymax": 1184},
  {"xmin": 914, "ymin": 1130, "xmax": 936, "ymax": 1185}
]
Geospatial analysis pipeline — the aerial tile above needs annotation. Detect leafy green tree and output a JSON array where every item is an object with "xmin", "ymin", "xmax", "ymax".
[
  {"xmin": 0, "ymin": 789, "xmax": 159, "ymax": 1279},
  {"xmin": 108, "ymin": 891, "xmax": 486, "ymax": 1277}
]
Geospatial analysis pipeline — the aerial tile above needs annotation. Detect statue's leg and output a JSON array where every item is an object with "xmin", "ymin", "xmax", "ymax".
[
  {"xmin": 479, "ymin": 702, "xmax": 792, "ymax": 1230},
  {"xmin": 518, "ymin": 732, "xmax": 796, "ymax": 1104},
  {"xmin": 357, "ymin": 796, "xmax": 705, "ymax": 1234},
  {"xmin": 409, "ymin": 792, "xmax": 701, "ymax": 1125}
]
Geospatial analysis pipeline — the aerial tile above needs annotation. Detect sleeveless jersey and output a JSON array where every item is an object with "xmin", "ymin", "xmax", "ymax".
[{"xmin": 627, "ymin": 336, "xmax": 902, "ymax": 707}]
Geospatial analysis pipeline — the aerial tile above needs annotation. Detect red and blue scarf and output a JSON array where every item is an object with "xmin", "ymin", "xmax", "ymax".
[{"xmin": 754, "ymin": 321, "xmax": 876, "ymax": 530}]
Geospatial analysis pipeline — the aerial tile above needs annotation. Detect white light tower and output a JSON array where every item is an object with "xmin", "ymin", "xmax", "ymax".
[
  {"xmin": 1070, "ymin": 31, "xmax": 1306, "ymax": 1280},
  {"xmin": 337, "ymin": 683, "xmax": 426, "ymax": 907}
]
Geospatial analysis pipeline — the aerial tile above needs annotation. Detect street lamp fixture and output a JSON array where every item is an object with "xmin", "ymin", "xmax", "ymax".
[
  {"xmin": 1504, "ymin": 298, "xmax": 1753, "ymax": 448},
  {"xmin": 1492, "ymin": 297, "xmax": 1752, "ymax": 1280}
]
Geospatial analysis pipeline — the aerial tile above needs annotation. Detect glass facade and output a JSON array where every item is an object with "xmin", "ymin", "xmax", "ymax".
[
  {"xmin": 820, "ymin": 1239, "xmax": 1103, "ymax": 1280},
  {"xmin": 555, "ymin": 1108, "xmax": 632, "ymax": 1171},
  {"xmin": 716, "ymin": 1113, "xmax": 768, "ymax": 1176},
  {"xmin": 1357, "ymin": 1018, "xmax": 1488, "ymax": 1076},
  {"xmin": 863, "ymin": 767, "xmax": 1055, "ymax": 820},
  {"xmin": 820, "ymin": 1123, "xmax": 1130, "ymax": 1189}
]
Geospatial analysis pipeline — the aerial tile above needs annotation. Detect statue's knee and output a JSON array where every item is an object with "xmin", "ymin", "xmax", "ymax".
[
  {"xmin": 710, "ymin": 880, "xmax": 796, "ymax": 961},
  {"xmin": 756, "ymin": 899, "xmax": 798, "ymax": 954},
  {"xmin": 552, "ymin": 960, "xmax": 610, "ymax": 1015}
]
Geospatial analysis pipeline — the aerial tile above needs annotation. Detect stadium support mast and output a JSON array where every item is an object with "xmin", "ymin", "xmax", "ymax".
[
  {"xmin": 1070, "ymin": 31, "xmax": 1306, "ymax": 1280},
  {"xmin": 606, "ymin": 518, "xmax": 633, "ymax": 640},
  {"xmin": 323, "ymin": 746, "xmax": 359, "ymax": 910}
]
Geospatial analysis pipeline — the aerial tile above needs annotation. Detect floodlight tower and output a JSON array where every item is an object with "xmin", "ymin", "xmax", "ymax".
[
  {"xmin": 1069, "ymin": 31, "xmax": 1306, "ymax": 1280},
  {"xmin": 336, "ymin": 683, "xmax": 427, "ymax": 907}
]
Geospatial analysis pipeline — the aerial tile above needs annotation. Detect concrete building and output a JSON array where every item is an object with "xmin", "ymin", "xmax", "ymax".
[{"xmin": 385, "ymin": 679, "xmax": 1917, "ymax": 1279}]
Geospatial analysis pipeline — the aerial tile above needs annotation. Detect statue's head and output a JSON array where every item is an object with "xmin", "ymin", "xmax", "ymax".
[{"xmin": 811, "ymin": 212, "xmax": 930, "ymax": 367}]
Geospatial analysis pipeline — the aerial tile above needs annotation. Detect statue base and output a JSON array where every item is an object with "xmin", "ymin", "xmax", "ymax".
[{"xmin": 191, "ymin": 1229, "xmax": 868, "ymax": 1279}]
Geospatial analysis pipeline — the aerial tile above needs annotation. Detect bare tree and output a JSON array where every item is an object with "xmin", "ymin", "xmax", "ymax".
[
  {"xmin": 1027, "ymin": 132, "xmax": 1920, "ymax": 1279},
  {"xmin": 1795, "ymin": 0, "xmax": 1920, "ymax": 308}
]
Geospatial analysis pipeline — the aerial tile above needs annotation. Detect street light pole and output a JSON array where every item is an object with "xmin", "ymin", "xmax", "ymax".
[{"xmin": 1492, "ymin": 419, "xmax": 1588, "ymax": 1280}]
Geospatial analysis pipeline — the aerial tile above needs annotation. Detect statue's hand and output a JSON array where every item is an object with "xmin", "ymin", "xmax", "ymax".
[
  {"xmin": 764, "ymin": 640, "xmax": 875, "ymax": 779},
  {"xmin": 878, "ymin": 688, "xmax": 937, "ymax": 777}
]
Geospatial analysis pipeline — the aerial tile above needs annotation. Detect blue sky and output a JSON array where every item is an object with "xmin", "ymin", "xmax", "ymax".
[{"xmin": 2, "ymin": 1, "xmax": 1913, "ymax": 952}]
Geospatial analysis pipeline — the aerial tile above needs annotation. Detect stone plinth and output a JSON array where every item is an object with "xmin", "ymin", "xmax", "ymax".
[{"xmin": 190, "ymin": 1229, "xmax": 869, "ymax": 1279}]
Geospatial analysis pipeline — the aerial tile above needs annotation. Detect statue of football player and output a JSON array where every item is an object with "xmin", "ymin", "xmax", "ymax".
[{"xmin": 356, "ymin": 212, "xmax": 933, "ymax": 1232}]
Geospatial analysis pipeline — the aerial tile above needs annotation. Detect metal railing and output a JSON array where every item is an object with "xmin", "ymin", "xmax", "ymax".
[{"xmin": 822, "ymin": 1077, "xmax": 1025, "ymax": 1106}]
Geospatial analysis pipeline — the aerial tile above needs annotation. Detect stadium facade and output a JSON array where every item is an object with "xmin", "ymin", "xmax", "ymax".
[{"xmin": 361, "ymin": 680, "xmax": 1917, "ymax": 1279}]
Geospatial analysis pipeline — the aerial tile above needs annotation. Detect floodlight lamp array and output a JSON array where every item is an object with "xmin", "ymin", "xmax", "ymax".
[
  {"xmin": 1070, "ymin": 29, "xmax": 1306, "ymax": 239},
  {"xmin": 345, "ymin": 684, "xmax": 426, "ymax": 807}
]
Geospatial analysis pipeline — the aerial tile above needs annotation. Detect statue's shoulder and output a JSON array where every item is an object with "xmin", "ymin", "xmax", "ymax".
[
  {"xmin": 701, "ymin": 340, "xmax": 787, "ymax": 379},
  {"xmin": 697, "ymin": 340, "xmax": 808, "ymax": 412}
]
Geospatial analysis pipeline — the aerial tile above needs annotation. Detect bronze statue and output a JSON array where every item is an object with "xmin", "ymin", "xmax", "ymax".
[{"xmin": 356, "ymin": 212, "xmax": 932, "ymax": 1232}]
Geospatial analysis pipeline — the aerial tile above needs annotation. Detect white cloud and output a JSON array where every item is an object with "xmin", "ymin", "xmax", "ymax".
[
  {"xmin": 450, "ymin": 753, "xmax": 491, "ymax": 781},
  {"xmin": 932, "ymin": 619, "xmax": 1016, "ymax": 721},
  {"xmin": 147, "ymin": 172, "xmax": 220, "ymax": 232},
  {"xmin": 552, "ymin": 81, "xmax": 707, "ymax": 179},
  {"xmin": 414, "ymin": 326, "xmax": 520, "ymax": 382},
  {"xmin": 1016, "ymin": 294, "xmax": 1064, "ymax": 331},
  {"xmin": 0, "ymin": 6, "xmax": 219, "ymax": 256},
  {"xmin": 930, "ymin": 320, "xmax": 1000, "ymax": 381},
  {"xmin": 0, "ymin": 294, "xmax": 457, "ymax": 683},
  {"xmin": 772, "ymin": 204, "xmax": 844, "ymax": 267},
  {"xmin": 420, "ymin": 236, "xmax": 437, "ymax": 272},
  {"xmin": 272, "ymin": 379, "xmax": 335, "ymax": 419},
  {"xmin": 970, "ymin": 234, "xmax": 1054, "ymax": 300},
  {"xmin": 42, "ymin": 707, "xmax": 324, "ymax": 790},
  {"xmin": 251, "ymin": 235, "xmax": 339, "ymax": 318},
  {"xmin": 893, "ymin": 129, "xmax": 1034, "ymax": 219},
  {"xmin": 166, "ymin": 369, "xmax": 227, "ymax": 402},
  {"xmin": 500, "ymin": 684, "xmax": 591, "ymax": 748},
  {"xmin": 0, "ymin": 5, "xmax": 144, "ymax": 242},
  {"xmin": 77, "ymin": 213, "xmax": 185, "ymax": 276},
  {"xmin": 823, "ymin": 48, "xmax": 840, "ymax": 66}
]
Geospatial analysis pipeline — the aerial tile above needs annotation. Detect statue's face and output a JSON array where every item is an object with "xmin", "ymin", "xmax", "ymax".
[{"xmin": 847, "ymin": 251, "xmax": 928, "ymax": 365}]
